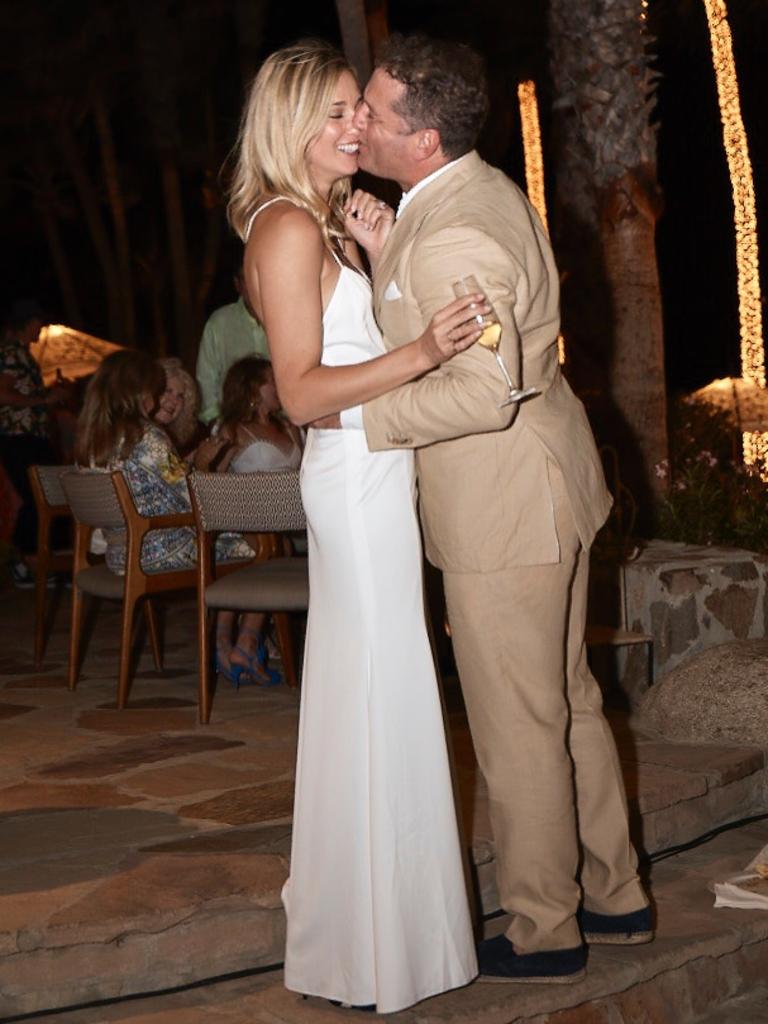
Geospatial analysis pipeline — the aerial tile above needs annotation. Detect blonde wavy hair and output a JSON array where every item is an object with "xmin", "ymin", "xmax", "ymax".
[
  {"xmin": 158, "ymin": 358, "xmax": 201, "ymax": 453},
  {"xmin": 228, "ymin": 40, "xmax": 355, "ymax": 251}
]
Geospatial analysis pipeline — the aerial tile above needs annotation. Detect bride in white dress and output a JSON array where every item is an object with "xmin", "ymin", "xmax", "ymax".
[{"xmin": 228, "ymin": 41, "xmax": 483, "ymax": 1013}]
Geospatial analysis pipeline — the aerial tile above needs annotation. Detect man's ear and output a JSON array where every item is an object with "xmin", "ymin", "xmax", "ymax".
[{"xmin": 415, "ymin": 128, "xmax": 442, "ymax": 160}]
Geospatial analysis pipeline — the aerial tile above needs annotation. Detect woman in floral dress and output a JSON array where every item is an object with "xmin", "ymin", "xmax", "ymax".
[{"xmin": 75, "ymin": 350, "xmax": 251, "ymax": 575}]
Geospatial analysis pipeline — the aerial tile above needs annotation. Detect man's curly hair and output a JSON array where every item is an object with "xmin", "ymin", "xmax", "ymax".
[{"xmin": 375, "ymin": 34, "xmax": 488, "ymax": 160}]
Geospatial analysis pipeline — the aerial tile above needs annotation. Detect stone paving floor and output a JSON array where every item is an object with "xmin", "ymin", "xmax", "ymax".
[
  {"xmin": 1, "ymin": 578, "xmax": 767, "ymax": 1022},
  {"xmin": 8, "ymin": 821, "xmax": 768, "ymax": 1024}
]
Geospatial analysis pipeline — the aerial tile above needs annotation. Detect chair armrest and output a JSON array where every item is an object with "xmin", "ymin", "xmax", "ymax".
[
  {"xmin": 141, "ymin": 511, "xmax": 196, "ymax": 531},
  {"xmin": 111, "ymin": 471, "xmax": 194, "ymax": 534}
]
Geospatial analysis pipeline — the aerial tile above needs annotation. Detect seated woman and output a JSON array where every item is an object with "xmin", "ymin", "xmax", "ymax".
[
  {"xmin": 195, "ymin": 356, "xmax": 303, "ymax": 686},
  {"xmin": 75, "ymin": 351, "xmax": 259, "ymax": 685},
  {"xmin": 155, "ymin": 357, "xmax": 203, "ymax": 458},
  {"xmin": 195, "ymin": 356, "xmax": 302, "ymax": 474}
]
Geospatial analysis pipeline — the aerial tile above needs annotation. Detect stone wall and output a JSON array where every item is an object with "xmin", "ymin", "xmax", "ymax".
[{"xmin": 623, "ymin": 540, "xmax": 768, "ymax": 682}]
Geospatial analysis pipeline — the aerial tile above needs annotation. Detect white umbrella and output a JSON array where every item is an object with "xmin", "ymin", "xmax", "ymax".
[
  {"xmin": 30, "ymin": 324, "xmax": 124, "ymax": 386},
  {"xmin": 689, "ymin": 377, "xmax": 768, "ymax": 434}
]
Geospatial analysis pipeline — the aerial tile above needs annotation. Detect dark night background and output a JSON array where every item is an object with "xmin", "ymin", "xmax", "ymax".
[{"xmin": 1, "ymin": 0, "xmax": 766, "ymax": 395}]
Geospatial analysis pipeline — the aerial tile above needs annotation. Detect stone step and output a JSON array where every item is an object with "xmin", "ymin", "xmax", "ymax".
[
  {"xmin": 458, "ymin": 712, "xmax": 767, "ymax": 915},
  {"xmin": 14, "ymin": 822, "xmax": 768, "ymax": 1024},
  {"xmin": 694, "ymin": 987, "xmax": 768, "ymax": 1023},
  {"xmin": 1, "ymin": 706, "xmax": 764, "ymax": 1018},
  {"xmin": 1, "ymin": 589, "xmax": 767, "ymax": 1018}
]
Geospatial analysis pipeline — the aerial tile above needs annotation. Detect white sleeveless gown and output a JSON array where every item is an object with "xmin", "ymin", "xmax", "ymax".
[{"xmin": 248, "ymin": 203, "xmax": 476, "ymax": 1012}]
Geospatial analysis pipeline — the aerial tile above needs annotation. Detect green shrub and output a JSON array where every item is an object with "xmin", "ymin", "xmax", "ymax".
[{"xmin": 655, "ymin": 396, "xmax": 768, "ymax": 552}]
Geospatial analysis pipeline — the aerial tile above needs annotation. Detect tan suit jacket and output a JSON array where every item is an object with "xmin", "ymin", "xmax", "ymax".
[{"xmin": 363, "ymin": 152, "xmax": 612, "ymax": 574}]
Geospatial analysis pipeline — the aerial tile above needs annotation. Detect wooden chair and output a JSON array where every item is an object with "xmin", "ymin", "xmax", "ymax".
[
  {"xmin": 27, "ymin": 464, "xmax": 74, "ymax": 667},
  {"xmin": 60, "ymin": 469, "xmax": 197, "ymax": 708},
  {"xmin": 188, "ymin": 469, "xmax": 309, "ymax": 724}
]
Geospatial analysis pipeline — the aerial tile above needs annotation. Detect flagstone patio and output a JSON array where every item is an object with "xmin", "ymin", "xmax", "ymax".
[{"xmin": 0, "ymin": 578, "xmax": 766, "ymax": 1022}]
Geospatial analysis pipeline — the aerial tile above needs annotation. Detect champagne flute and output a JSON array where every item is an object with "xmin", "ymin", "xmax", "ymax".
[{"xmin": 452, "ymin": 275, "xmax": 538, "ymax": 408}]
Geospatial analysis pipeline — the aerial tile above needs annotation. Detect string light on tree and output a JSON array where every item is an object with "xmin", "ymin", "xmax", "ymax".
[
  {"xmin": 702, "ymin": 0, "xmax": 766, "ymax": 474},
  {"xmin": 517, "ymin": 79, "xmax": 565, "ymax": 364},
  {"xmin": 517, "ymin": 80, "xmax": 549, "ymax": 234}
]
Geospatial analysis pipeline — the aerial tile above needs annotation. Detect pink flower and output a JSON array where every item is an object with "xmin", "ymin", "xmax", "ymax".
[{"xmin": 654, "ymin": 459, "xmax": 669, "ymax": 479}]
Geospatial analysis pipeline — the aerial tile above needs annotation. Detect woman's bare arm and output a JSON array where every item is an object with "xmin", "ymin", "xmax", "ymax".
[{"xmin": 245, "ymin": 205, "xmax": 484, "ymax": 426}]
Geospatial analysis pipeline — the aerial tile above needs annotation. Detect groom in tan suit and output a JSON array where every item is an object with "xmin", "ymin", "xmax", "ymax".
[{"xmin": 344, "ymin": 35, "xmax": 651, "ymax": 982}]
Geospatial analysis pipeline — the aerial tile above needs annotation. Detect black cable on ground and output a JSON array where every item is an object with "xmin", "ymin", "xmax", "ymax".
[
  {"xmin": 482, "ymin": 810, "xmax": 768, "ymax": 923},
  {"xmin": 0, "ymin": 961, "xmax": 284, "ymax": 1024},
  {"xmin": 644, "ymin": 810, "xmax": 768, "ymax": 864}
]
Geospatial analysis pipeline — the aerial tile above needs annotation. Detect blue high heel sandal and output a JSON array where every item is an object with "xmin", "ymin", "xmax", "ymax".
[
  {"xmin": 215, "ymin": 624, "xmax": 254, "ymax": 690},
  {"xmin": 215, "ymin": 649, "xmax": 253, "ymax": 689},
  {"xmin": 231, "ymin": 630, "xmax": 281, "ymax": 687}
]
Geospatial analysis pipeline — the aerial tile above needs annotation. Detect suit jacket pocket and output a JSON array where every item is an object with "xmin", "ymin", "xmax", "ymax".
[
  {"xmin": 383, "ymin": 279, "xmax": 403, "ymax": 301},
  {"xmin": 416, "ymin": 427, "xmax": 560, "ymax": 572}
]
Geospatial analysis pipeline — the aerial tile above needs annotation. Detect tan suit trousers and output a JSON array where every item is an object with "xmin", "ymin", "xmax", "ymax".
[{"xmin": 443, "ymin": 462, "xmax": 647, "ymax": 953}]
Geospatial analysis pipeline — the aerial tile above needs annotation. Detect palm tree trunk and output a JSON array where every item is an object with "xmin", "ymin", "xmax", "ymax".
[
  {"xmin": 367, "ymin": 0, "xmax": 389, "ymax": 55},
  {"xmin": 548, "ymin": 0, "xmax": 667, "ymax": 525},
  {"xmin": 335, "ymin": 0, "xmax": 372, "ymax": 83}
]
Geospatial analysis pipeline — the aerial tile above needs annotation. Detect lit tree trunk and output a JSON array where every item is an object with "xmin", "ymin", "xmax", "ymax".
[
  {"xmin": 548, "ymin": 0, "xmax": 668, "ymax": 526},
  {"xmin": 335, "ymin": 0, "xmax": 372, "ymax": 83},
  {"xmin": 93, "ymin": 93, "xmax": 136, "ymax": 343},
  {"xmin": 366, "ymin": 0, "xmax": 389, "ymax": 57}
]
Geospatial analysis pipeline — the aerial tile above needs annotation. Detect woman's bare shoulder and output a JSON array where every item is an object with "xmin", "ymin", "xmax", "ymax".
[
  {"xmin": 236, "ymin": 422, "xmax": 268, "ymax": 443},
  {"xmin": 251, "ymin": 201, "xmax": 322, "ymax": 254}
]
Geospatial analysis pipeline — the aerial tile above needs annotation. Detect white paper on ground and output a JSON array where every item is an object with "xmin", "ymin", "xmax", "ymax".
[{"xmin": 712, "ymin": 842, "xmax": 768, "ymax": 910}]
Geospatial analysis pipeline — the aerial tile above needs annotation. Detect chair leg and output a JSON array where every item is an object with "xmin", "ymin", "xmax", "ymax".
[
  {"xmin": 273, "ymin": 612, "xmax": 298, "ymax": 688},
  {"xmin": 198, "ymin": 603, "xmax": 212, "ymax": 724},
  {"xmin": 117, "ymin": 596, "xmax": 138, "ymax": 709},
  {"xmin": 68, "ymin": 585, "xmax": 85, "ymax": 691},
  {"xmin": 144, "ymin": 599, "xmax": 163, "ymax": 671},
  {"xmin": 33, "ymin": 554, "xmax": 49, "ymax": 668}
]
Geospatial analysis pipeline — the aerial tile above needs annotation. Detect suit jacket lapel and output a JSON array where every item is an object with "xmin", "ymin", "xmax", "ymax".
[{"xmin": 373, "ymin": 152, "xmax": 484, "ymax": 314}]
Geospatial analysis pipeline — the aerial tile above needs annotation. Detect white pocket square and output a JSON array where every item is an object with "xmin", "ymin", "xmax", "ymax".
[{"xmin": 383, "ymin": 280, "xmax": 402, "ymax": 301}]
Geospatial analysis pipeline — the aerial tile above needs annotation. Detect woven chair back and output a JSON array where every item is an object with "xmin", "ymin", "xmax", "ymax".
[
  {"xmin": 34, "ymin": 465, "xmax": 74, "ymax": 507},
  {"xmin": 189, "ymin": 470, "xmax": 305, "ymax": 534},
  {"xmin": 61, "ymin": 470, "xmax": 124, "ymax": 529}
]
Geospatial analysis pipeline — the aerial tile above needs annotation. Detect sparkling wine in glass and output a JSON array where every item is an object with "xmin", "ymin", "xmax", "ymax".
[{"xmin": 452, "ymin": 275, "xmax": 538, "ymax": 407}]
